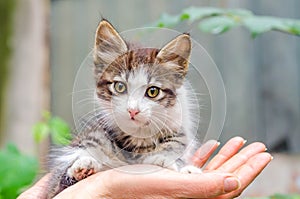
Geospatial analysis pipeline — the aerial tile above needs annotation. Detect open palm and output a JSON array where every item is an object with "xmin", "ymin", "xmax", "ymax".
[{"xmin": 18, "ymin": 137, "xmax": 272, "ymax": 199}]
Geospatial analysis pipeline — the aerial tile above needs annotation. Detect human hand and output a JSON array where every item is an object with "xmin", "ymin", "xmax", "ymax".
[
  {"xmin": 17, "ymin": 137, "xmax": 272, "ymax": 199},
  {"xmin": 193, "ymin": 137, "xmax": 272, "ymax": 198}
]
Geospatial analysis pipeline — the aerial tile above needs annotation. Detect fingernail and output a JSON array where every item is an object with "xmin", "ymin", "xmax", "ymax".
[
  {"xmin": 216, "ymin": 141, "xmax": 221, "ymax": 146},
  {"xmin": 207, "ymin": 140, "xmax": 218, "ymax": 145},
  {"xmin": 243, "ymin": 140, "xmax": 247, "ymax": 144},
  {"xmin": 224, "ymin": 177, "xmax": 241, "ymax": 193},
  {"xmin": 270, "ymin": 155, "xmax": 274, "ymax": 160},
  {"xmin": 200, "ymin": 140, "xmax": 219, "ymax": 155}
]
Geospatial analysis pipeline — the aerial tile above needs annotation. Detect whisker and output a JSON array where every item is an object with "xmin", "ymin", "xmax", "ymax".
[
  {"xmin": 77, "ymin": 108, "xmax": 108, "ymax": 123},
  {"xmin": 75, "ymin": 97, "xmax": 98, "ymax": 105},
  {"xmin": 151, "ymin": 116, "xmax": 177, "ymax": 137},
  {"xmin": 68, "ymin": 88, "xmax": 96, "ymax": 96},
  {"xmin": 150, "ymin": 110, "xmax": 181, "ymax": 124},
  {"xmin": 79, "ymin": 111, "xmax": 115, "ymax": 131},
  {"xmin": 150, "ymin": 118, "xmax": 165, "ymax": 140}
]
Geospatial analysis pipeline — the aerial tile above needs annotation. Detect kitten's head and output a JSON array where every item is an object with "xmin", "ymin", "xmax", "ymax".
[{"xmin": 93, "ymin": 20, "xmax": 191, "ymax": 138}]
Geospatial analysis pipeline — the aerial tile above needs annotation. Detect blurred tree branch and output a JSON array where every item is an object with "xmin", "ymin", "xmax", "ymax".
[{"xmin": 150, "ymin": 7, "xmax": 300, "ymax": 38}]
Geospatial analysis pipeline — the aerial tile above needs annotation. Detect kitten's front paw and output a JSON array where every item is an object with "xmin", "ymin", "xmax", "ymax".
[
  {"xmin": 67, "ymin": 156, "xmax": 101, "ymax": 181},
  {"xmin": 180, "ymin": 165, "xmax": 202, "ymax": 174}
]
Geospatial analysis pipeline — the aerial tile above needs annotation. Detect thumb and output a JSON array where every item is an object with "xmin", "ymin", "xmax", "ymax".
[
  {"xmin": 17, "ymin": 174, "xmax": 50, "ymax": 199},
  {"xmin": 172, "ymin": 172, "xmax": 241, "ymax": 198}
]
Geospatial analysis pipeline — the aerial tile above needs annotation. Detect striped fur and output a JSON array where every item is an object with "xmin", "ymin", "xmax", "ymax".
[{"xmin": 47, "ymin": 19, "xmax": 200, "ymax": 198}]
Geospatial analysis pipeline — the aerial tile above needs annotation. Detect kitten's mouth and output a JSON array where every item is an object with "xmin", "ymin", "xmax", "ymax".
[
  {"xmin": 130, "ymin": 118, "xmax": 151, "ymax": 127},
  {"xmin": 143, "ymin": 120, "xmax": 151, "ymax": 126}
]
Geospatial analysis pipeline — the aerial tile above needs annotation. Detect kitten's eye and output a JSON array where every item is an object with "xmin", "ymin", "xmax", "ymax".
[
  {"xmin": 114, "ymin": 81, "xmax": 127, "ymax": 94},
  {"xmin": 146, "ymin": 86, "xmax": 160, "ymax": 98}
]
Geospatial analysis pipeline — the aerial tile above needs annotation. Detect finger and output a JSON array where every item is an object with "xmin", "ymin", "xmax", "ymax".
[
  {"xmin": 168, "ymin": 172, "xmax": 241, "ymax": 198},
  {"xmin": 17, "ymin": 174, "xmax": 50, "ymax": 199},
  {"xmin": 192, "ymin": 140, "xmax": 220, "ymax": 168},
  {"xmin": 216, "ymin": 142, "xmax": 267, "ymax": 173},
  {"xmin": 214, "ymin": 152, "xmax": 272, "ymax": 199},
  {"xmin": 205, "ymin": 137, "xmax": 246, "ymax": 171}
]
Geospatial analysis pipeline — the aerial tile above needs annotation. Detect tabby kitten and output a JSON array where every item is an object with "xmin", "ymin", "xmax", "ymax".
[{"xmin": 48, "ymin": 19, "xmax": 200, "ymax": 198}]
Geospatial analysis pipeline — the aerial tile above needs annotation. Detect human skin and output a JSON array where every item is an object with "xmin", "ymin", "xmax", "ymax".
[{"xmin": 18, "ymin": 137, "xmax": 272, "ymax": 199}]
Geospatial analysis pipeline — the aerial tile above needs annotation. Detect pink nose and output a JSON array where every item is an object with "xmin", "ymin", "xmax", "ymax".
[{"xmin": 128, "ymin": 109, "xmax": 140, "ymax": 119}]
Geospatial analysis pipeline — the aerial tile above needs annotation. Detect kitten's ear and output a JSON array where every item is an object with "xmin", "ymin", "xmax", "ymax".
[
  {"xmin": 156, "ymin": 34, "xmax": 191, "ymax": 76},
  {"xmin": 94, "ymin": 20, "xmax": 128, "ymax": 73}
]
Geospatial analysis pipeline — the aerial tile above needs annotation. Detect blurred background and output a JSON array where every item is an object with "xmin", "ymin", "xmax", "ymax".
[{"xmin": 0, "ymin": 0, "xmax": 299, "ymax": 197}]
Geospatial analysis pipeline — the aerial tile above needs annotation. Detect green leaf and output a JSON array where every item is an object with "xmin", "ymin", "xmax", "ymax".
[
  {"xmin": 6, "ymin": 143, "xmax": 20, "ymax": 155},
  {"xmin": 181, "ymin": 7, "xmax": 223, "ymax": 22},
  {"xmin": 288, "ymin": 22, "xmax": 300, "ymax": 34},
  {"xmin": 49, "ymin": 117, "xmax": 72, "ymax": 145},
  {"xmin": 155, "ymin": 13, "xmax": 181, "ymax": 28},
  {"xmin": 0, "ymin": 144, "xmax": 38, "ymax": 199},
  {"xmin": 150, "ymin": 6, "xmax": 300, "ymax": 37},
  {"xmin": 243, "ymin": 16, "xmax": 287, "ymax": 37},
  {"xmin": 199, "ymin": 16, "xmax": 237, "ymax": 34},
  {"xmin": 180, "ymin": 13, "xmax": 190, "ymax": 21},
  {"xmin": 279, "ymin": 19, "xmax": 300, "ymax": 35},
  {"xmin": 226, "ymin": 8, "xmax": 253, "ymax": 17},
  {"xmin": 32, "ymin": 112, "xmax": 72, "ymax": 145},
  {"xmin": 271, "ymin": 194, "xmax": 300, "ymax": 199},
  {"xmin": 32, "ymin": 122, "xmax": 50, "ymax": 143}
]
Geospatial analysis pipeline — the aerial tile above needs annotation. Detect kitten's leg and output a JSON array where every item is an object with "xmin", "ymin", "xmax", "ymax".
[
  {"xmin": 48, "ymin": 149, "xmax": 103, "ymax": 198},
  {"xmin": 143, "ymin": 139, "xmax": 202, "ymax": 174},
  {"xmin": 67, "ymin": 156, "xmax": 101, "ymax": 181},
  {"xmin": 143, "ymin": 153, "xmax": 181, "ymax": 170},
  {"xmin": 144, "ymin": 153, "xmax": 202, "ymax": 173},
  {"xmin": 47, "ymin": 165, "xmax": 79, "ymax": 199}
]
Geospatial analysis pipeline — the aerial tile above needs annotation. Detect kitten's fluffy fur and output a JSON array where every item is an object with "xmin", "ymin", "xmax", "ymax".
[{"xmin": 47, "ymin": 20, "xmax": 200, "ymax": 198}]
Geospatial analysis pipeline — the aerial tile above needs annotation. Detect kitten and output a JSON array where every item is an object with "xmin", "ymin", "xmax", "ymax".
[{"xmin": 47, "ymin": 19, "xmax": 201, "ymax": 198}]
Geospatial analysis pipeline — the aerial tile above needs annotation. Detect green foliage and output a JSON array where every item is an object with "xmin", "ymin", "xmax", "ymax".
[
  {"xmin": 245, "ymin": 194, "xmax": 300, "ymax": 199},
  {"xmin": 33, "ymin": 111, "xmax": 72, "ymax": 145},
  {"xmin": 150, "ymin": 6, "xmax": 300, "ymax": 37},
  {"xmin": 0, "ymin": 144, "xmax": 38, "ymax": 199},
  {"xmin": 0, "ymin": 113, "xmax": 71, "ymax": 198}
]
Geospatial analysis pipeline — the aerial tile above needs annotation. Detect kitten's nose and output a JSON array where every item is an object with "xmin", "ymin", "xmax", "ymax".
[{"xmin": 128, "ymin": 109, "xmax": 140, "ymax": 120}]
